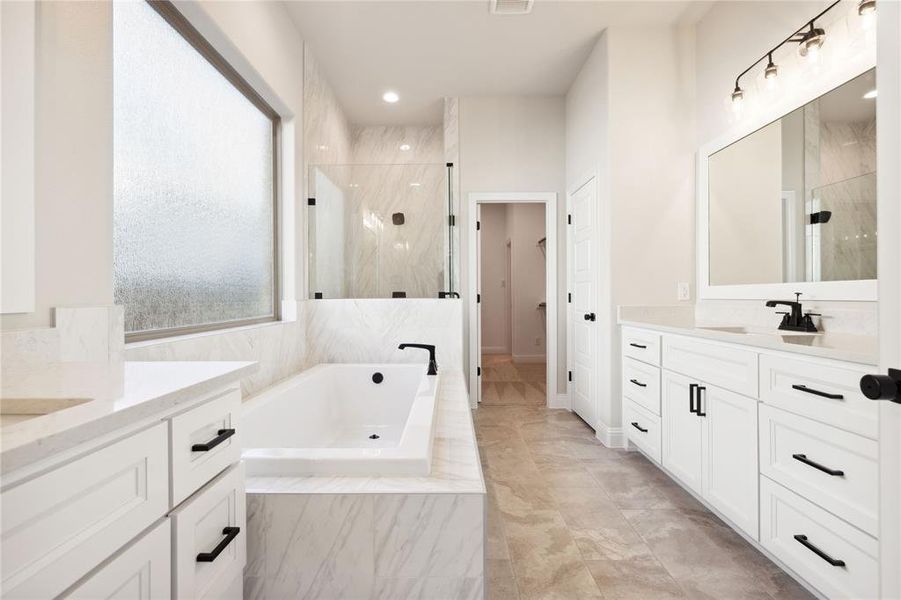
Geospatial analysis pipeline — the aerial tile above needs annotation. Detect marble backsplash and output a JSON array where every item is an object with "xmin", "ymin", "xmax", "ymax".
[{"xmin": 2, "ymin": 299, "xmax": 463, "ymax": 399}]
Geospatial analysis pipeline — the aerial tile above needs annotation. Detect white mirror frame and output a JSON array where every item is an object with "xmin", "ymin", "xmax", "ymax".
[{"xmin": 698, "ymin": 48, "xmax": 876, "ymax": 301}]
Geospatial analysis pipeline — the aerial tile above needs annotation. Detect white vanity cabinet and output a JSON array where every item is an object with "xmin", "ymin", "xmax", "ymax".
[
  {"xmin": 0, "ymin": 384, "xmax": 247, "ymax": 600},
  {"xmin": 621, "ymin": 325, "xmax": 881, "ymax": 600}
]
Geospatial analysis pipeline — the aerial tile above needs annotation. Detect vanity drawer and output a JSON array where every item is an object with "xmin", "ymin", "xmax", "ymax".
[
  {"xmin": 65, "ymin": 518, "xmax": 171, "ymax": 599},
  {"xmin": 760, "ymin": 477, "xmax": 878, "ymax": 600},
  {"xmin": 622, "ymin": 327, "xmax": 660, "ymax": 366},
  {"xmin": 759, "ymin": 354, "xmax": 877, "ymax": 439},
  {"xmin": 172, "ymin": 462, "xmax": 246, "ymax": 600},
  {"xmin": 170, "ymin": 389, "xmax": 241, "ymax": 507},
  {"xmin": 624, "ymin": 399, "xmax": 661, "ymax": 464},
  {"xmin": 759, "ymin": 405, "xmax": 878, "ymax": 536},
  {"xmin": 1, "ymin": 423, "xmax": 168, "ymax": 599},
  {"xmin": 622, "ymin": 357, "xmax": 660, "ymax": 415},
  {"xmin": 663, "ymin": 335, "xmax": 758, "ymax": 397}
]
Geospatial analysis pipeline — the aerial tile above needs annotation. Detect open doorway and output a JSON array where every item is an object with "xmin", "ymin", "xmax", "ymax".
[
  {"xmin": 468, "ymin": 192, "xmax": 557, "ymax": 408},
  {"xmin": 479, "ymin": 204, "xmax": 547, "ymax": 405}
]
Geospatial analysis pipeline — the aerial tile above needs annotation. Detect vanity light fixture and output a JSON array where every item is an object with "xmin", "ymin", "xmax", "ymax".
[
  {"xmin": 728, "ymin": 0, "xmax": 874, "ymax": 109},
  {"xmin": 764, "ymin": 54, "xmax": 779, "ymax": 88},
  {"xmin": 382, "ymin": 91, "xmax": 400, "ymax": 103}
]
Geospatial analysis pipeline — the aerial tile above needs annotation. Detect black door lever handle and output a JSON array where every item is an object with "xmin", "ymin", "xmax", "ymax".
[{"xmin": 584, "ymin": 313, "xmax": 596, "ymax": 321}]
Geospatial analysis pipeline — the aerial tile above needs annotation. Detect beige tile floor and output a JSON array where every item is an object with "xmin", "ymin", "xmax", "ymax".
[
  {"xmin": 481, "ymin": 355, "xmax": 547, "ymax": 406},
  {"xmin": 474, "ymin": 405, "xmax": 813, "ymax": 600}
]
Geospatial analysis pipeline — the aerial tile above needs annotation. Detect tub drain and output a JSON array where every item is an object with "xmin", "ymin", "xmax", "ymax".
[{"xmin": 369, "ymin": 434, "xmax": 380, "ymax": 440}]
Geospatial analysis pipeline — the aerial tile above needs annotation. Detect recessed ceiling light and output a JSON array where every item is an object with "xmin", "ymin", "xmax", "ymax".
[
  {"xmin": 399, "ymin": 144, "xmax": 411, "ymax": 151},
  {"xmin": 409, "ymin": 182, "xmax": 421, "ymax": 187},
  {"xmin": 863, "ymin": 89, "xmax": 877, "ymax": 99},
  {"xmin": 382, "ymin": 91, "xmax": 399, "ymax": 103}
]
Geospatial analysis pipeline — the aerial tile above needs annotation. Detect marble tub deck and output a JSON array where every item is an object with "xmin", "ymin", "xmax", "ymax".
[{"xmin": 476, "ymin": 405, "xmax": 813, "ymax": 600}]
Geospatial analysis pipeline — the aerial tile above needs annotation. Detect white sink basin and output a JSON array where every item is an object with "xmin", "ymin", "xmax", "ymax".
[{"xmin": 0, "ymin": 397, "xmax": 93, "ymax": 428}]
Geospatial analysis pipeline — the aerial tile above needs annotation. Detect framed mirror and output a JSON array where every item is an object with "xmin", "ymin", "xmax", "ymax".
[{"xmin": 698, "ymin": 68, "xmax": 877, "ymax": 300}]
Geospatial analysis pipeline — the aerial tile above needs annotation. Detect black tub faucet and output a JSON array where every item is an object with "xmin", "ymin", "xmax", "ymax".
[
  {"xmin": 398, "ymin": 343, "xmax": 438, "ymax": 375},
  {"xmin": 765, "ymin": 292, "xmax": 819, "ymax": 332}
]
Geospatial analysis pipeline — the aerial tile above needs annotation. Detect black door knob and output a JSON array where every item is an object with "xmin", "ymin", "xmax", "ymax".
[
  {"xmin": 860, "ymin": 369, "xmax": 901, "ymax": 403},
  {"xmin": 584, "ymin": 313, "xmax": 596, "ymax": 321}
]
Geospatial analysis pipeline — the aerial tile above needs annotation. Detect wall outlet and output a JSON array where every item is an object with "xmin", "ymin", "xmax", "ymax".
[{"xmin": 677, "ymin": 282, "xmax": 691, "ymax": 301}]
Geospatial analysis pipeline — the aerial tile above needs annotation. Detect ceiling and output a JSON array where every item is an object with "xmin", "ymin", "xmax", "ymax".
[{"xmin": 284, "ymin": 1, "xmax": 712, "ymax": 125}]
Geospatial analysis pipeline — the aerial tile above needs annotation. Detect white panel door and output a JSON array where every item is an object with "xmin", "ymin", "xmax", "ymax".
[
  {"xmin": 476, "ymin": 204, "xmax": 482, "ymax": 404},
  {"xmin": 661, "ymin": 370, "xmax": 703, "ymax": 495},
  {"xmin": 570, "ymin": 179, "xmax": 597, "ymax": 427},
  {"xmin": 701, "ymin": 383, "xmax": 759, "ymax": 539}
]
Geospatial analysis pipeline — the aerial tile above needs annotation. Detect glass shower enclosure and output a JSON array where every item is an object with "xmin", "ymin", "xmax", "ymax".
[{"xmin": 308, "ymin": 163, "xmax": 455, "ymax": 299}]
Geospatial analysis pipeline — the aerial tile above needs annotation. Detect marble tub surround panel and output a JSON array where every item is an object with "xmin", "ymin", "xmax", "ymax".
[
  {"xmin": 694, "ymin": 299, "xmax": 878, "ymax": 336},
  {"xmin": 244, "ymin": 491, "xmax": 484, "ymax": 600},
  {"xmin": 618, "ymin": 304, "xmax": 878, "ymax": 364},
  {"xmin": 1, "ymin": 305, "xmax": 124, "ymax": 365},
  {"xmin": 124, "ymin": 302, "xmax": 307, "ymax": 398},
  {"xmin": 246, "ymin": 369, "xmax": 484, "ymax": 495},
  {"xmin": 0, "ymin": 360, "xmax": 256, "ymax": 475},
  {"xmin": 304, "ymin": 298, "xmax": 463, "ymax": 370}
]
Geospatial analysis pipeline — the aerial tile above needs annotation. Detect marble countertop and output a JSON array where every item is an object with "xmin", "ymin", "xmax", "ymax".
[
  {"xmin": 246, "ymin": 369, "xmax": 486, "ymax": 495},
  {"xmin": 1, "ymin": 360, "xmax": 257, "ymax": 475},
  {"xmin": 619, "ymin": 312, "xmax": 878, "ymax": 365}
]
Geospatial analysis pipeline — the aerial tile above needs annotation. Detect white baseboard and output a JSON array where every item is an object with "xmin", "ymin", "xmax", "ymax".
[
  {"xmin": 549, "ymin": 393, "xmax": 570, "ymax": 409},
  {"xmin": 596, "ymin": 423, "xmax": 626, "ymax": 449},
  {"xmin": 481, "ymin": 346, "xmax": 509, "ymax": 355},
  {"xmin": 511, "ymin": 354, "xmax": 546, "ymax": 364}
]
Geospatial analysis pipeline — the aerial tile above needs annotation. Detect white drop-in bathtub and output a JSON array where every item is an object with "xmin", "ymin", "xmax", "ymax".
[{"xmin": 241, "ymin": 364, "xmax": 439, "ymax": 477}]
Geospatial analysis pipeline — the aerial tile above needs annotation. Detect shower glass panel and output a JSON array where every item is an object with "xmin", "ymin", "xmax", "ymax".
[{"xmin": 308, "ymin": 163, "xmax": 453, "ymax": 299}]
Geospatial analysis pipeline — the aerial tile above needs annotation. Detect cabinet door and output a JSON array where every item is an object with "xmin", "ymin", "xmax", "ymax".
[
  {"xmin": 661, "ymin": 370, "xmax": 703, "ymax": 495},
  {"xmin": 65, "ymin": 519, "xmax": 171, "ymax": 600},
  {"xmin": 701, "ymin": 384, "xmax": 759, "ymax": 539}
]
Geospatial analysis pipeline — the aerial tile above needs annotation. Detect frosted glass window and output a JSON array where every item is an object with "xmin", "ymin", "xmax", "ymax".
[{"xmin": 113, "ymin": 1, "xmax": 277, "ymax": 339}]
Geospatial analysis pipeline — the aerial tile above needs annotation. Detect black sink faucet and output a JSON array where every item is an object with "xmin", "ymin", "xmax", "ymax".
[
  {"xmin": 398, "ymin": 343, "xmax": 438, "ymax": 375},
  {"xmin": 765, "ymin": 292, "xmax": 819, "ymax": 332}
]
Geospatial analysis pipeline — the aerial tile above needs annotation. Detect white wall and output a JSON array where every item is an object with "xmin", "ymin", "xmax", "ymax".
[
  {"xmin": 459, "ymin": 96, "xmax": 566, "ymax": 391},
  {"xmin": 508, "ymin": 204, "xmax": 547, "ymax": 361},
  {"xmin": 479, "ymin": 204, "xmax": 509, "ymax": 353},
  {"xmin": 565, "ymin": 26, "xmax": 696, "ymax": 440}
]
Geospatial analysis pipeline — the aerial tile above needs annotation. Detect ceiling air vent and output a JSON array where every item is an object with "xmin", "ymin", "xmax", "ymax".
[{"xmin": 489, "ymin": 0, "xmax": 534, "ymax": 15}]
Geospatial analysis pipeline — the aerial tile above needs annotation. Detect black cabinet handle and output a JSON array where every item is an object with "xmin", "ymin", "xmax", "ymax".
[
  {"xmin": 696, "ymin": 386, "xmax": 707, "ymax": 417},
  {"xmin": 792, "ymin": 384, "xmax": 844, "ymax": 400},
  {"xmin": 196, "ymin": 527, "xmax": 241, "ymax": 562},
  {"xmin": 792, "ymin": 453, "xmax": 844, "ymax": 477},
  {"xmin": 584, "ymin": 313, "xmax": 596, "ymax": 321},
  {"xmin": 793, "ymin": 534, "xmax": 845, "ymax": 567},
  {"xmin": 629, "ymin": 379, "xmax": 647, "ymax": 388},
  {"xmin": 631, "ymin": 421, "xmax": 648, "ymax": 433},
  {"xmin": 629, "ymin": 343, "xmax": 647, "ymax": 349},
  {"xmin": 689, "ymin": 383, "xmax": 698, "ymax": 414},
  {"xmin": 192, "ymin": 428, "xmax": 236, "ymax": 452}
]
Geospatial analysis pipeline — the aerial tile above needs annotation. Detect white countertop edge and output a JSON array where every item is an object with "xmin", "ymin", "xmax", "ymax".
[
  {"xmin": 618, "ymin": 318, "xmax": 878, "ymax": 366},
  {"xmin": 1, "ymin": 361, "xmax": 258, "ymax": 476}
]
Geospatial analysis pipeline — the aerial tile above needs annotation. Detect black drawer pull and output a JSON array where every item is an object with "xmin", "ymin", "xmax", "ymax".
[
  {"xmin": 629, "ymin": 379, "xmax": 647, "ymax": 388},
  {"xmin": 793, "ymin": 534, "xmax": 845, "ymax": 567},
  {"xmin": 792, "ymin": 384, "xmax": 844, "ymax": 400},
  {"xmin": 631, "ymin": 421, "xmax": 648, "ymax": 433},
  {"xmin": 196, "ymin": 527, "xmax": 241, "ymax": 563},
  {"xmin": 629, "ymin": 343, "xmax": 647, "ymax": 349},
  {"xmin": 792, "ymin": 453, "xmax": 844, "ymax": 477},
  {"xmin": 192, "ymin": 428, "xmax": 236, "ymax": 452}
]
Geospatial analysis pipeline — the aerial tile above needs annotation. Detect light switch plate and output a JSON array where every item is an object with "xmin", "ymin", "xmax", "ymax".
[{"xmin": 677, "ymin": 282, "xmax": 691, "ymax": 301}]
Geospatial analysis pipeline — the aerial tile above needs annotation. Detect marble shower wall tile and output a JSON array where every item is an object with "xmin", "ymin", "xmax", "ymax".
[
  {"xmin": 303, "ymin": 47, "xmax": 353, "ymax": 182},
  {"xmin": 304, "ymin": 299, "xmax": 463, "ymax": 369},
  {"xmin": 351, "ymin": 125, "xmax": 444, "ymax": 165},
  {"xmin": 124, "ymin": 302, "xmax": 308, "ymax": 398},
  {"xmin": 1, "ymin": 305, "xmax": 123, "ymax": 365},
  {"xmin": 246, "ymin": 492, "xmax": 484, "ymax": 600}
]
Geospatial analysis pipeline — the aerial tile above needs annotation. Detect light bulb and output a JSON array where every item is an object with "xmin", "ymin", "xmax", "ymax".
[
  {"xmin": 806, "ymin": 42, "xmax": 820, "ymax": 63},
  {"xmin": 731, "ymin": 86, "xmax": 744, "ymax": 112},
  {"xmin": 858, "ymin": 0, "xmax": 876, "ymax": 16},
  {"xmin": 765, "ymin": 59, "xmax": 778, "ymax": 89}
]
